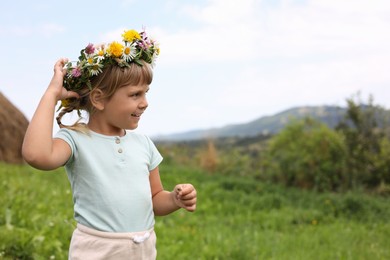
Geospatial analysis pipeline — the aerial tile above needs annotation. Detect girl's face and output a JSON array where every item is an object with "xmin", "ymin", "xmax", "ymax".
[{"xmin": 94, "ymin": 84, "xmax": 149, "ymax": 135}]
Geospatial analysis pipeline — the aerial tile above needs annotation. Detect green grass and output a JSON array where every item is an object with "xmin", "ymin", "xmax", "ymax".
[{"xmin": 1, "ymin": 162, "xmax": 390, "ymax": 259}]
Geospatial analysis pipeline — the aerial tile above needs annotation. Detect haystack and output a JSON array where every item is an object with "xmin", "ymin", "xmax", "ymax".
[{"xmin": 0, "ymin": 92, "xmax": 29, "ymax": 164}]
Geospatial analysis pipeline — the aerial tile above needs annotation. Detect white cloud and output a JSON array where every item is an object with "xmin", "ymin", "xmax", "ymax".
[
  {"xmin": 309, "ymin": 0, "xmax": 390, "ymax": 13},
  {"xmin": 149, "ymin": 0, "xmax": 390, "ymax": 71},
  {"xmin": 0, "ymin": 23, "xmax": 65, "ymax": 37},
  {"xmin": 218, "ymin": 51, "xmax": 390, "ymax": 118},
  {"xmin": 154, "ymin": 0, "xmax": 261, "ymax": 63},
  {"xmin": 142, "ymin": 0, "xmax": 390, "ymax": 133},
  {"xmin": 120, "ymin": 0, "xmax": 137, "ymax": 7},
  {"xmin": 86, "ymin": 0, "xmax": 390, "ymax": 66},
  {"xmin": 182, "ymin": 0, "xmax": 258, "ymax": 25},
  {"xmin": 40, "ymin": 23, "xmax": 66, "ymax": 37}
]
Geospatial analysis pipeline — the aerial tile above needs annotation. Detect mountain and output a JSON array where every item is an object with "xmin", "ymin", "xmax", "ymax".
[{"xmin": 154, "ymin": 105, "xmax": 347, "ymax": 141}]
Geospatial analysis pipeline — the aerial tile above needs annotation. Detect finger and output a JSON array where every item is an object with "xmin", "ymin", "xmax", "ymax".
[
  {"xmin": 178, "ymin": 189, "xmax": 196, "ymax": 201},
  {"xmin": 179, "ymin": 190, "xmax": 196, "ymax": 200},
  {"xmin": 180, "ymin": 186, "xmax": 196, "ymax": 198},
  {"xmin": 181, "ymin": 198, "xmax": 197, "ymax": 207},
  {"xmin": 179, "ymin": 184, "xmax": 193, "ymax": 194},
  {"xmin": 59, "ymin": 57, "xmax": 69, "ymax": 65},
  {"xmin": 54, "ymin": 58, "xmax": 68, "ymax": 70},
  {"xmin": 175, "ymin": 185, "xmax": 184, "ymax": 195},
  {"xmin": 67, "ymin": 91, "xmax": 80, "ymax": 99},
  {"xmin": 184, "ymin": 203, "xmax": 196, "ymax": 212}
]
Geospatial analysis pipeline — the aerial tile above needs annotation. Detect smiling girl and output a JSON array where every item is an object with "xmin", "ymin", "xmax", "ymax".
[{"xmin": 22, "ymin": 29, "xmax": 197, "ymax": 260}]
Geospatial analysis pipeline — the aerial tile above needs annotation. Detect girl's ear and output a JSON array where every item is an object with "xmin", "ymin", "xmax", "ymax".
[{"xmin": 90, "ymin": 89, "xmax": 105, "ymax": 111}]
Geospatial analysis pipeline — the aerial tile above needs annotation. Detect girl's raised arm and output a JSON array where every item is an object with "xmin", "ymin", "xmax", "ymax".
[{"xmin": 22, "ymin": 59, "xmax": 79, "ymax": 170}]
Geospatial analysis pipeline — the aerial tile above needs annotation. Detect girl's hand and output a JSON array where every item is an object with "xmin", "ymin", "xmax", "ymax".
[
  {"xmin": 173, "ymin": 184, "xmax": 197, "ymax": 212},
  {"xmin": 47, "ymin": 58, "xmax": 79, "ymax": 101}
]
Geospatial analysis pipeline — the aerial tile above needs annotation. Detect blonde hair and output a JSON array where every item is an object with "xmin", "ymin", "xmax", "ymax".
[{"xmin": 56, "ymin": 61, "xmax": 153, "ymax": 132}]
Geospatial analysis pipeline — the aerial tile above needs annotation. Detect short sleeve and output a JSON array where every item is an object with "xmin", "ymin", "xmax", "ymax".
[
  {"xmin": 145, "ymin": 135, "xmax": 163, "ymax": 171},
  {"xmin": 54, "ymin": 128, "xmax": 77, "ymax": 165}
]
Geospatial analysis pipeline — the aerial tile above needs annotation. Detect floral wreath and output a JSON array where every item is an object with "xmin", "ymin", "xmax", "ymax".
[{"xmin": 62, "ymin": 29, "xmax": 159, "ymax": 93}]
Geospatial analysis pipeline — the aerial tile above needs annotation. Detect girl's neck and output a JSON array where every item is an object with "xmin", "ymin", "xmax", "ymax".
[{"xmin": 87, "ymin": 122, "xmax": 126, "ymax": 137}]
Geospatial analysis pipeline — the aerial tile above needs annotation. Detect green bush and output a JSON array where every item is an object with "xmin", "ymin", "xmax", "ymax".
[
  {"xmin": 336, "ymin": 94, "xmax": 390, "ymax": 189},
  {"xmin": 261, "ymin": 118, "xmax": 348, "ymax": 191}
]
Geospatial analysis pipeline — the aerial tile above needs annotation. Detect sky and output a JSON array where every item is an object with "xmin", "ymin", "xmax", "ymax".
[{"xmin": 1, "ymin": 0, "xmax": 390, "ymax": 137}]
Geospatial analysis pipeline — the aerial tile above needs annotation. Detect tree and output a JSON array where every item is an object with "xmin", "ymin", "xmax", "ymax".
[
  {"xmin": 262, "ymin": 118, "xmax": 348, "ymax": 191},
  {"xmin": 336, "ymin": 93, "xmax": 390, "ymax": 189}
]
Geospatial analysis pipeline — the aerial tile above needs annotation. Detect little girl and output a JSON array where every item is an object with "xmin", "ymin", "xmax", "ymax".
[{"xmin": 22, "ymin": 29, "xmax": 197, "ymax": 259}]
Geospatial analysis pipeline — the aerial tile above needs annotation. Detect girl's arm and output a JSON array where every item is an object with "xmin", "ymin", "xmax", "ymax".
[
  {"xmin": 22, "ymin": 58, "xmax": 79, "ymax": 170},
  {"xmin": 150, "ymin": 167, "xmax": 197, "ymax": 216}
]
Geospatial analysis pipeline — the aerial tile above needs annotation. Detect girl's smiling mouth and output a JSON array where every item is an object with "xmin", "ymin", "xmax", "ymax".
[{"xmin": 131, "ymin": 113, "xmax": 142, "ymax": 117}]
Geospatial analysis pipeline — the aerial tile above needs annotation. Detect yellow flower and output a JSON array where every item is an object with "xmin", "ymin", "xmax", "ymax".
[
  {"xmin": 122, "ymin": 29, "xmax": 141, "ymax": 42},
  {"xmin": 108, "ymin": 42, "xmax": 124, "ymax": 57},
  {"xmin": 61, "ymin": 99, "xmax": 70, "ymax": 107}
]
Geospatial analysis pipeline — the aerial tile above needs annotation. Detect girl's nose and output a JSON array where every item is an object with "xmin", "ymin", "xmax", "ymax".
[{"xmin": 140, "ymin": 97, "xmax": 148, "ymax": 110}]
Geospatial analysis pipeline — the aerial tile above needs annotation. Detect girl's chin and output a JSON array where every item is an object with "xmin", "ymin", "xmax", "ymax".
[{"xmin": 126, "ymin": 124, "xmax": 139, "ymax": 130}]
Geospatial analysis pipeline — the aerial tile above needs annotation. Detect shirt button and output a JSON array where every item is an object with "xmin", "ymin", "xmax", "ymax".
[
  {"xmin": 118, "ymin": 148, "xmax": 123, "ymax": 153},
  {"xmin": 115, "ymin": 138, "xmax": 120, "ymax": 144}
]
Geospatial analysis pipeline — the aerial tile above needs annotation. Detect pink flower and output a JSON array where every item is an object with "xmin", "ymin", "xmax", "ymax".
[
  {"xmin": 85, "ymin": 43, "xmax": 95, "ymax": 55},
  {"xmin": 72, "ymin": 67, "xmax": 82, "ymax": 77},
  {"xmin": 137, "ymin": 31, "xmax": 153, "ymax": 50}
]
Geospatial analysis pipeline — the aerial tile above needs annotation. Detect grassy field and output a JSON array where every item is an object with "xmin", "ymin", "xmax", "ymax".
[{"xmin": 1, "ymin": 162, "xmax": 390, "ymax": 259}]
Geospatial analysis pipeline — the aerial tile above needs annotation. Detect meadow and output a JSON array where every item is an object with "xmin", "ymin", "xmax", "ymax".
[{"xmin": 1, "ymin": 162, "xmax": 390, "ymax": 260}]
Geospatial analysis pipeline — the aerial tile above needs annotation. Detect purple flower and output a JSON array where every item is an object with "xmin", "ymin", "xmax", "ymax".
[
  {"xmin": 138, "ymin": 31, "xmax": 152, "ymax": 50},
  {"xmin": 71, "ymin": 67, "xmax": 82, "ymax": 77},
  {"xmin": 85, "ymin": 43, "xmax": 95, "ymax": 55}
]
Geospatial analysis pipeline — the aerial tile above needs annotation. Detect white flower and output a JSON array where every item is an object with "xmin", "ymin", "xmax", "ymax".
[
  {"xmin": 122, "ymin": 43, "xmax": 137, "ymax": 62},
  {"xmin": 88, "ymin": 63, "xmax": 103, "ymax": 76},
  {"xmin": 95, "ymin": 45, "xmax": 107, "ymax": 62},
  {"xmin": 151, "ymin": 52, "xmax": 158, "ymax": 67}
]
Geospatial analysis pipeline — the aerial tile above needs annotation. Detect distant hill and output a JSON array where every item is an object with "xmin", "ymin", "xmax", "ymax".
[{"xmin": 154, "ymin": 105, "xmax": 347, "ymax": 141}]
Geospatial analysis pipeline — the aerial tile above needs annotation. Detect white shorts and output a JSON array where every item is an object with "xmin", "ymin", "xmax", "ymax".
[{"xmin": 69, "ymin": 224, "xmax": 157, "ymax": 260}]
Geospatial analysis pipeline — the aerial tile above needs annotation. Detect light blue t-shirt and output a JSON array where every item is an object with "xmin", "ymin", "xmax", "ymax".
[{"xmin": 55, "ymin": 128, "xmax": 163, "ymax": 233}]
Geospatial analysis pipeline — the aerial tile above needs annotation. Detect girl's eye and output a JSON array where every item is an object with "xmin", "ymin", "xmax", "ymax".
[
  {"xmin": 129, "ymin": 89, "xmax": 149, "ymax": 97},
  {"xmin": 131, "ymin": 91, "xmax": 148, "ymax": 97}
]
